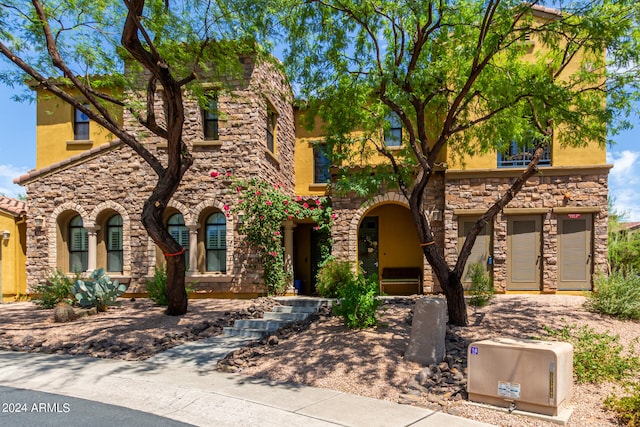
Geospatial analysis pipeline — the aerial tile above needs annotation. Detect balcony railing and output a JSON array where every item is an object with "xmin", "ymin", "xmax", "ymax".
[{"xmin": 498, "ymin": 144, "xmax": 551, "ymax": 168}]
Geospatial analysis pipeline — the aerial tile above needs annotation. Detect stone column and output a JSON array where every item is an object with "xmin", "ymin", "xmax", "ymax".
[
  {"xmin": 86, "ymin": 226, "xmax": 99, "ymax": 272},
  {"xmin": 187, "ymin": 224, "xmax": 199, "ymax": 275},
  {"xmin": 283, "ymin": 220, "xmax": 296, "ymax": 294}
]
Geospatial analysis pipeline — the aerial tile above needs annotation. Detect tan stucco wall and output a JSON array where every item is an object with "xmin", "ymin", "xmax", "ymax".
[{"xmin": 0, "ymin": 212, "xmax": 27, "ymax": 300}]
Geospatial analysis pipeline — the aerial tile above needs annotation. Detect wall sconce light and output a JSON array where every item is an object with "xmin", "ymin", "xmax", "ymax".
[
  {"xmin": 34, "ymin": 216, "xmax": 44, "ymax": 228},
  {"xmin": 2, "ymin": 230, "xmax": 10, "ymax": 241},
  {"xmin": 430, "ymin": 208, "xmax": 443, "ymax": 222},
  {"xmin": 563, "ymin": 192, "xmax": 572, "ymax": 202}
]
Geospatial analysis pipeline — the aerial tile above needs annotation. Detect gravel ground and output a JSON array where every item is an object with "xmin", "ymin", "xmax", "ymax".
[{"xmin": 1, "ymin": 294, "xmax": 638, "ymax": 426}]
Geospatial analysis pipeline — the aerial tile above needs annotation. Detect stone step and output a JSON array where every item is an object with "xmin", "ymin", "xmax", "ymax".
[
  {"xmin": 231, "ymin": 318, "xmax": 290, "ymax": 330},
  {"xmin": 271, "ymin": 305, "xmax": 318, "ymax": 314},
  {"xmin": 272, "ymin": 297, "xmax": 335, "ymax": 309},
  {"xmin": 222, "ymin": 327, "xmax": 273, "ymax": 339},
  {"xmin": 263, "ymin": 311, "xmax": 310, "ymax": 322}
]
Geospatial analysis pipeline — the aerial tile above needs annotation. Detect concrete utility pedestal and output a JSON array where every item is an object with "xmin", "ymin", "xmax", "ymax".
[{"xmin": 404, "ymin": 297, "xmax": 447, "ymax": 365}]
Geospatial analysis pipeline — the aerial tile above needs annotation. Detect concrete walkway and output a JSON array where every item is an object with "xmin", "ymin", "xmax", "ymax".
[{"xmin": 0, "ymin": 350, "xmax": 493, "ymax": 426}]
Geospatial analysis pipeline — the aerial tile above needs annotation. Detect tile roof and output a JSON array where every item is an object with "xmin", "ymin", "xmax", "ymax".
[
  {"xmin": 620, "ymin": 222, "xmax": 640, "ymax": 232},
  {"xmin": 0, "ymin": 196, "xmax": 26, "ymax": 217},
  {"xmin": 531, "ymin": 4, "xmax": 562, "ymax": 17},
  {"xmin": 14, "ymin": 140, "xmax": 123, "ymax": 185}
]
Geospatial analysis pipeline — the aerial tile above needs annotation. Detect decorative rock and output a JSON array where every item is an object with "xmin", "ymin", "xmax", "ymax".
[{"xmin": 404, "ymin": 298, "xmax": 447, "ymax": 366}]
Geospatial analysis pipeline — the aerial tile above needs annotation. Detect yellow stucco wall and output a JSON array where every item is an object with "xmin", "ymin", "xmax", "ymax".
[
  {"xmin": 362, "ymin": 203, "xmax": 423, "ymax": 277},
  {"xmin": 0, "ymin": 213, "xmax": 27, "ymax": 301},
  {"xmin": 36, "ymin": 88, "xmax": 121, "ymax": 169},
  {"xmin": 447, "ymin": 14, "xmax": 606, "ymax": 171}
]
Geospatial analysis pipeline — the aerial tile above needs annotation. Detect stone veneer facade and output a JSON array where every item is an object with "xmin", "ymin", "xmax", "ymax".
[
  {"xmin": 21, "ymin": 58, "xmax": 294, "ymax": 295},
  {"xmin": 444, "ymin": 167, "xmax": 610, "ymax": 293}
]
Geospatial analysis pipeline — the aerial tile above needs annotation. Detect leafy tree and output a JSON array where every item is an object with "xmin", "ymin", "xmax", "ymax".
[
  {"xmin": 277, "ymin": 0, "xmax": 640, "ymax": 325},
  {"xmin": 608, "ymin": 200, "xmax": 640, "ymax": 272},
  {"xmin": 0, "ymin": 0, "xmax": 272, "ymax": 315}
]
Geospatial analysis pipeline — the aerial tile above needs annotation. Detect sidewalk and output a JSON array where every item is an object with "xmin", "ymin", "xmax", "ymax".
[{"xmin": 0, "ymin": 350, "xmax": 493, "ymax": 426}]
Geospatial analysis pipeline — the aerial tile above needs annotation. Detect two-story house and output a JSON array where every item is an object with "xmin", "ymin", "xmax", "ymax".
[{"xmin": 12, "ymin": 6, "xmax": 609, "ymax": 298}]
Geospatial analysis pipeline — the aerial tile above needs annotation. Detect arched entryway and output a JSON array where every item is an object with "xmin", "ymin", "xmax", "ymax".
[{"xmin": 358, "ymin": 203, "xmax": 423, "ymax": 295}]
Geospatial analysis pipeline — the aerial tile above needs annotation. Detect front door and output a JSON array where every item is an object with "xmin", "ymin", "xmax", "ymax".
[
  {"xmin": 558, "ymin": 214, "xmax": 593, "ymax": 291},
  {"xmin": 507, "ymin": 215, "xmax": 542, "ymax": 291},
  {"xmin": 358, "ymin": 216, "xmax": 379, "ymax": 279}
]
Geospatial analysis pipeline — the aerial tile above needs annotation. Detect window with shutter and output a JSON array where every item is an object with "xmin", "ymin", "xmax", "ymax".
[
  {"xmin": 106, "ymin": 215, "xmax": 123, "ymax": 273},
  {"xmin": 206, "ymin": 212, "xmax": 226, "ymax": 272},
  {"xmin": 167, "ymin": 213, "xmax": 189, "ymax": 262},
  {"xmin": 69, "ymin": 215, "xmax": 88, "ymax": 272}
]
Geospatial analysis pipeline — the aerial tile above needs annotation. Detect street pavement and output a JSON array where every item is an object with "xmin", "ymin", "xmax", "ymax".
[{"xmin": 0, "ymin": 346, "xmax": 494, "ymax": 427}]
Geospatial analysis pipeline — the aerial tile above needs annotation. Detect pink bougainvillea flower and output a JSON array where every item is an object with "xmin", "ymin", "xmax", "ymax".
[
  {"xmin": 255, "ymin": 191, "xmax": 261, "ymax": 196},
  {"xmin": 226, "ymin": 171, "xmax": 232, "ymax": 177},
  {"xmin": 316, "ymin": 204, "xmax": 322, "ymax": 209},
  {"xmin": 236, "ymin": 187, "xmax": 242, "ymax": 193},
  {"xmin": 288, "ymin": 215, "xmax": 293, "ymax": 220},
  {"xmin": 331, "ymin": 213, "xmax": 337, "ymax": 219},
  {"xmin": 223, "ymin": 205, "xmax": 230, "ymax": 211},
  {"xmin": 259, "ymin": 215, "xmax": 265, "ymax": 220},
  {"xmin": 283, "ymin": 200, "xmax": 289, "ymax": 205},
  {"xmin": 266, "ymin": 201, "xmax": 273, "ymax": 206},
  {"xmin": 296, "ymin": 195, "xmax": 302, "ymax": 201},
  {"xmin": 302, "ymin": 202, "xmax": 309, "ymax": 208},
  {"xmin": 274, "ymin": 231, "xmax": 280, "ymax": 236},
  {"xmin": 210, "ymin": 171, "xmax": 219, "ymax": 178},
  {"xmin": 226, "ymin": 213, "xmax": 230, "ymax": 218},
  {"xmin": 314, "ymin": 226, "xmax": 320, "ymax": 230}
]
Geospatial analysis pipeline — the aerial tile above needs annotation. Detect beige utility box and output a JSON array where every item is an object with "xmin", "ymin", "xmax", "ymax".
[{"xmin": 467, "ymin": 338, "xmax": 573, "ymax": 416}]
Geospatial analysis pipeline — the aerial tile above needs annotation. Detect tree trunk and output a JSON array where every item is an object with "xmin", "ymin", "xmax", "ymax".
[{"xmin": 141, "ymin": 177, "xmax": 188, "ymax": 316}]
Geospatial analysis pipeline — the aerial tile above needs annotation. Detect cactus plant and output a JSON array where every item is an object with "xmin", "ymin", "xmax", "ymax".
[
  {"xmin": 70, "ymin": 268, "xmax": 127, "ymax": 310},
  {"xmin": 53, "ymin": 303, "xmax": 76, "ymax": 323}
]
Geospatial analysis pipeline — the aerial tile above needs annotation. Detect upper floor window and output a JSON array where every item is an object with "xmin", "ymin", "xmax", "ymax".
[
  {"xmin": 266, "ymin": 106, "xmax": 277, "ymax": 153},
  {"xmin": 69, "ymin": 215, "xmax": 88, "ymax": 272},
  {"xmin": 167, "ymin": 213, "xmax": 189, "ymax": 261},
  {"xmin": 203, "ymin": 95, "xmax": 219, "ymax": 140},
  {"xmin": 313, "ymin": 145, "xmax": 331, "ymax": 184},
  {"xmin": 74, "ymin": 104, "xmax": 90, "ymax": 140},
  {"xmin": 205, "ymin": 212, "xmax": 226, "ymax": 273},
  {"xmin": 106, "ymin": 214, "xmax": 123, "ymax": 273},
  {"xmin": 384, "ymin": 113, "xmax": 402, "ymax": 147},
  {"xmin": 498, "ymin": 141, "xmax": 551, "ymax": 168}
]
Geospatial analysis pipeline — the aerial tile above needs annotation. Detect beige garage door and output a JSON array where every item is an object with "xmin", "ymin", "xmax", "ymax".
[
  {"xmin": 507, "ymin": 215, "xmax": 542, "ymax": 291},
  {"xmin": 558, "ymin": 214, "xmax": 593, "ymax": 291}
]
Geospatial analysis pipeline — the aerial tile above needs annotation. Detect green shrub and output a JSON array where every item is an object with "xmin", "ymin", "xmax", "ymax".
[
  {"xmin": 70, "ymin": 268, "xmax": 127, "ymax": 311},
  {"xmin": 605, "ymin": 384, "xmax": 640, "ymax": 427},
  {"xmin": 32, "ymin": 269, "xmax": 75, "ymax": 309},
  {"xmin": 146, "ymin": 265, "xmax": 168, "ymax": 306},
  {"xmin": 586, "ymin": 270, "xmax": 640, "ymax": 320},
  {"xmin": 466, "ymin": 262, "xmax": 493, "ymax": 307},
  {"xmin": 333, "ymin": 268, "xmax": 381, "ymax": 329},
  {"xmin": 316, "ymin": 258, "xmax": 354, "ymax": 298},
  {"xmin": 542, "ymin": 323, "xmax": 640, "ymax": 384}
]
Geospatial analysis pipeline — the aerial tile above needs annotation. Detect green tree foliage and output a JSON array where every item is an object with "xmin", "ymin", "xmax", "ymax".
[
  {"xmin": 276, "ymin": 0, "xmax": 640, "ymax": 325},
  {"xmin": 609, "ymin": 203, "xmax": 640, "ymax": 272},
  {"xmin": 0, "ymin": 0, "xmax": 274, "ymax": 315}
]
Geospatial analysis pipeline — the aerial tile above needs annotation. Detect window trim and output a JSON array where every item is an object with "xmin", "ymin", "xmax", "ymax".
[
  {"xmin": 266, "ymin": 105, "xmax": 277, "ymax": 154},
  {"xmin": 68, "ymin": 215, "xmax": 88, "ymax": 273},
  {"xmin": 106, "ymin": 214, "xmax": 123, "ymax": 273},
  {"xmin": 384, "ymin": 113, "xmax": 402, "ymax": 148},
  {"xmin": 74, "ymin": 104, "xmax": 90, "ymax": 141},
  {"xmin": 203, "ymin": 95, "xmax": 219, "ymax": 141},
  {"xmin": 313, "ymin": 144, "xmax": 331, "ymax": 184},
  {"xmin": 205, "ymin": 212, "xmax": 227, "ymax": 273}
]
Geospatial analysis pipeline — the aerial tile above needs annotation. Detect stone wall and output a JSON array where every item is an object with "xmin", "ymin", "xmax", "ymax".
[
  {"xmin": 444, "ymin": 169, "xmax": 609, "ymax": 292},
  {"xmin": 23, "ymin": 59, "xmax": 294, "ymax": 294}
]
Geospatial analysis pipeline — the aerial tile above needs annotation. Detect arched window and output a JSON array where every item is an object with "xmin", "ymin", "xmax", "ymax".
[
  {"xmin": 69, "ymin": 215, "xmax": 88, "ymax": 272},
  {"xmin": 106, "ymin": 215, "xmax": 123, "ymax": 273},
  {"xmin": 206, "ymin": 212, "xmax": 226, "ymax": 272},
  {"xmin": 167, "ymin": 213, "xmax": 189, "ymax": 261}
]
